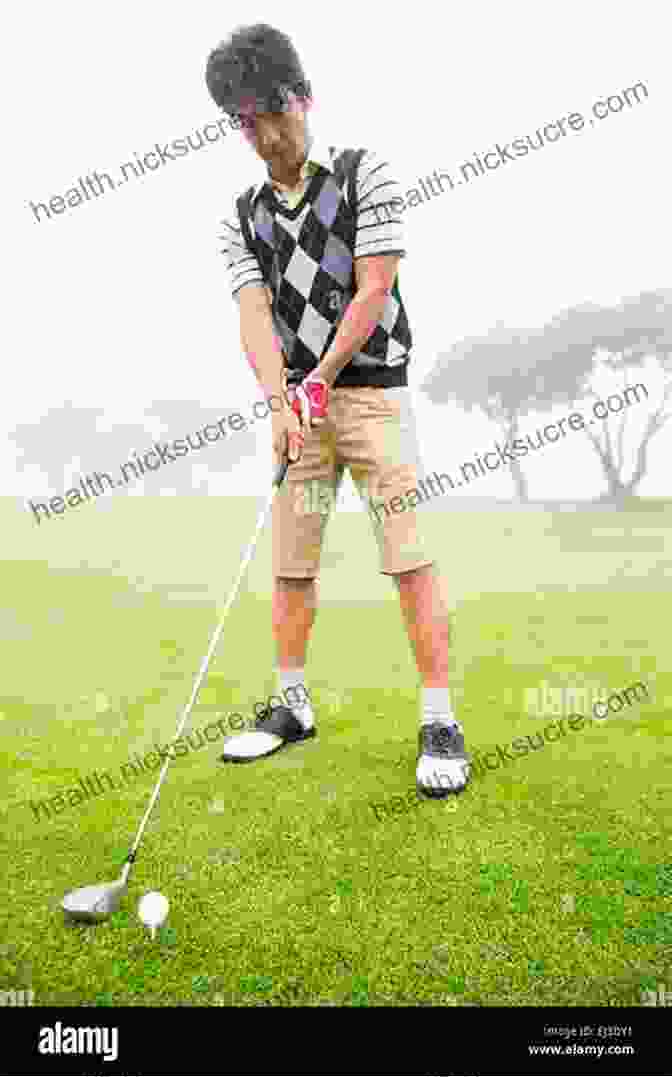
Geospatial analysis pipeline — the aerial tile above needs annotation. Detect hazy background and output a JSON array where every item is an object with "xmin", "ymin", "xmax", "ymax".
[{"xmin": 4, "ymin": 0, "xmax": 671, "ymax": 512}]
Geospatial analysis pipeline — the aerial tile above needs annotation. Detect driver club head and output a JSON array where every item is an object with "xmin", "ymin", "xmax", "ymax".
[{"xmin": 61, "ymin": 879, "xmax": 127, "ymax": 923}]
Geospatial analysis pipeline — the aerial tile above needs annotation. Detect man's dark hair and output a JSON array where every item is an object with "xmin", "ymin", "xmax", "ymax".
[{"xmin": 205, "ymin": 24, "xmax": 311, "ymax": 115}]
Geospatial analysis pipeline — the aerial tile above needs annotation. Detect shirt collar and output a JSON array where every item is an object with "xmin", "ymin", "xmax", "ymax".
[{"xmin": 251, "ymin": 135, "xmax": 335, "ymax": 202}]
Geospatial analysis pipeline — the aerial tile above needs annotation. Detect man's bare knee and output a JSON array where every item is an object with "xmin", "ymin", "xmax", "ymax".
[
  {"xmin": 274, "ymin": 578, "xmax": 317, "ymax": 613},
  {"xmin": 275, "ymin": 576, "xmax": 316, "ymax": 590},
  {"xmin": 393, "ymin": 565, "xmax": 434, "ymax": 589}
]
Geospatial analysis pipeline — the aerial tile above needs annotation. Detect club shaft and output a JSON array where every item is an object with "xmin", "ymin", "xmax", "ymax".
[{"xmin": 121, "ymin": 469, "xmax": 286, "ymax": 885}]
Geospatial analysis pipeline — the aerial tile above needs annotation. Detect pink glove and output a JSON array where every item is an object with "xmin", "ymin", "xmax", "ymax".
[{"xmin": 284, "ymin": 372, "xmax": 329, "ymax": 431}]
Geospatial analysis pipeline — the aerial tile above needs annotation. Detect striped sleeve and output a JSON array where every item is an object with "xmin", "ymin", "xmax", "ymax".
[
  {"xmin": 353, "ymin": 150, "xmax": 407, "ymax": 261},
  {"xmin": 218, "ymin": 193, "xmax": 264, "ymax": 300}
]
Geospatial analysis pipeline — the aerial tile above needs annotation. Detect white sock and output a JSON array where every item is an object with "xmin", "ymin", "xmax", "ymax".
[
  {"xmin": 277, "ymin": 668, "xmax": 314, "ymax": 730},
  {"xmin": 421, "ymin": 685, "xmax": 458, "ymax": 729}
]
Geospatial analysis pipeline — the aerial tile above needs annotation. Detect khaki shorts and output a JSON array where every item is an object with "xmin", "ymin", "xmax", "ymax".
[{"xmin": 272, "ymin": 386, "xmax": 434, "ymax": 578}]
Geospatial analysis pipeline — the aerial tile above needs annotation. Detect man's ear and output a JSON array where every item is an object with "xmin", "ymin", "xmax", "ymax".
[{"xmin": 288, "ymin": 88, "xmax": 313, "ymax": 114}]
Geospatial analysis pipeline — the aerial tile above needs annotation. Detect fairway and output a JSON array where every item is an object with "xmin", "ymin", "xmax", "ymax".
[{"xmin": 1, "ymin": 497, "xmax": 671, "ymax": 1008}]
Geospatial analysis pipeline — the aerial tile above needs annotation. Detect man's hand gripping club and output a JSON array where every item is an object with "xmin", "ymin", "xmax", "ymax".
[{"xmin": 272, "ymin": 370, "xmax": 330, "ymax": 468}]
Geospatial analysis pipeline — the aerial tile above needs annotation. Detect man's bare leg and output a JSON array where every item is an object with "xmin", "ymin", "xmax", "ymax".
[
  {"xmin": 272, "ymin": 577, "xmax": 317, "ymax": 667},
  {"xmin": 394, "ymin": 564, "xmax": 450, "ymax": 687}
]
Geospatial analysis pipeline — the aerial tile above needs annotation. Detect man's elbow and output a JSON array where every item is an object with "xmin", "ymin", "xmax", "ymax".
[{"xmin": 356, "ymin": 282, "xmax": 392, "ymax": 304}]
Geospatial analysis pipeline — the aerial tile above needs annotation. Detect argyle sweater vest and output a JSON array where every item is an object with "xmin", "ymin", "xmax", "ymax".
[{"xmin": 236, "ymin": 147, "xmax": 412, "ymax": 388}]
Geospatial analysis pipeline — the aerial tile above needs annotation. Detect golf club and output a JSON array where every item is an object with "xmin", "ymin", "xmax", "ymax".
[{"xmin": 61, "ymin": 420, "xmax": 296, "ymax": 923}]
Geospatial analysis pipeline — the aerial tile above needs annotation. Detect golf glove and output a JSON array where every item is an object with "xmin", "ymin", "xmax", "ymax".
[{"xmin": 283, "ymin": 370, "xmax": 329, "ymax": 431}]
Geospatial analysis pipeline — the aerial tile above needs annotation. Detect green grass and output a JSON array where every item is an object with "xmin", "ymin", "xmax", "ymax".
[{"xmin": 1, "ymin": 498, "xmax": 671, "ymax": 1007}]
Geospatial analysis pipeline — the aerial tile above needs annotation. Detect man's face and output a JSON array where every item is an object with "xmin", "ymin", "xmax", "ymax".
[{"xmin": 234, "ymin": 91, "xmax": 311, "ymax": 179}]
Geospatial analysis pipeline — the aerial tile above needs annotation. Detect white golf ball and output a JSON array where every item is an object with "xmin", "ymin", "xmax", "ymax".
[{"xmin": 137, "ymin": 891, "xmax": 169, "ymax": 938}]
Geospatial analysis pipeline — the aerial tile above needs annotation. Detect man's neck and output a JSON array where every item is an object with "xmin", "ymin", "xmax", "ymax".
[
  {"xmin": 270, "ymin": 164, "xmax": 303, "ymax": 188},
  {"xmin": 269, "ymin": 134, "xmax": 313, "ymax": 188}
]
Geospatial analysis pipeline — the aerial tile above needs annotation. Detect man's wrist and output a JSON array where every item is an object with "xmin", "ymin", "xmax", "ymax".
[{"xmin": 311, "ymin": 357, "xmax": 348, "ymax": 388}]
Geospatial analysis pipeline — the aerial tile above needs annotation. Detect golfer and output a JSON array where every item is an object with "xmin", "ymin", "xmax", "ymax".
[{"xmin": 205, "ymin": 24, "xmax": 470, "ymax": 797}]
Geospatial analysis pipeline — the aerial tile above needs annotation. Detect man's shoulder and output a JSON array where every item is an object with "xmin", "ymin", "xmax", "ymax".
[
  {"xmin": 330, "ymin": 145, "xmax": 380, "ymax": 168},
  {"xmin": 222, "ymin": 181, "xmax": 265, "ymax": 232},
  {"xmin": 336, "ymin": 148, "xmax": 401, "ymax": 195},
  {"xmin": 328, "ymin": 147, "xmax": 381, "ymax": 195},
  {"xmin": 220, "ymin": 183, "xmax": 255, "ymax": 223},
  {"xmin": 234, "ymin": 180, "xmax": 261, "ymax": 207},
  {"xmin": 334, "ymin": 146, "xmax": 389, "ymax": 162}
]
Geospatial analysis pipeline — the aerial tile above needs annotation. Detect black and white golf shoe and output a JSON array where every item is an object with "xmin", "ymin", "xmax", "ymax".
[
  {"xmin": 416, "ymin": 721, "xmax": 471, "ymax": 798},
  {"xmin": 219, "ymin": 704, "xmax": 316, "ymax": 764}
]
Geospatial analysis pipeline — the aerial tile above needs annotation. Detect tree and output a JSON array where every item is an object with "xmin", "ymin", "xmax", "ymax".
[
  {"xmin": 540, "ymin": 290, "xmax": 672, "ymax": 501},
  {"xmin": 422, "ymin": 290, "xmax": 672, "ymax": 502},
  {"xmin": 421, "ymin": 319, "xmax": 595, "ymax": 500}
]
